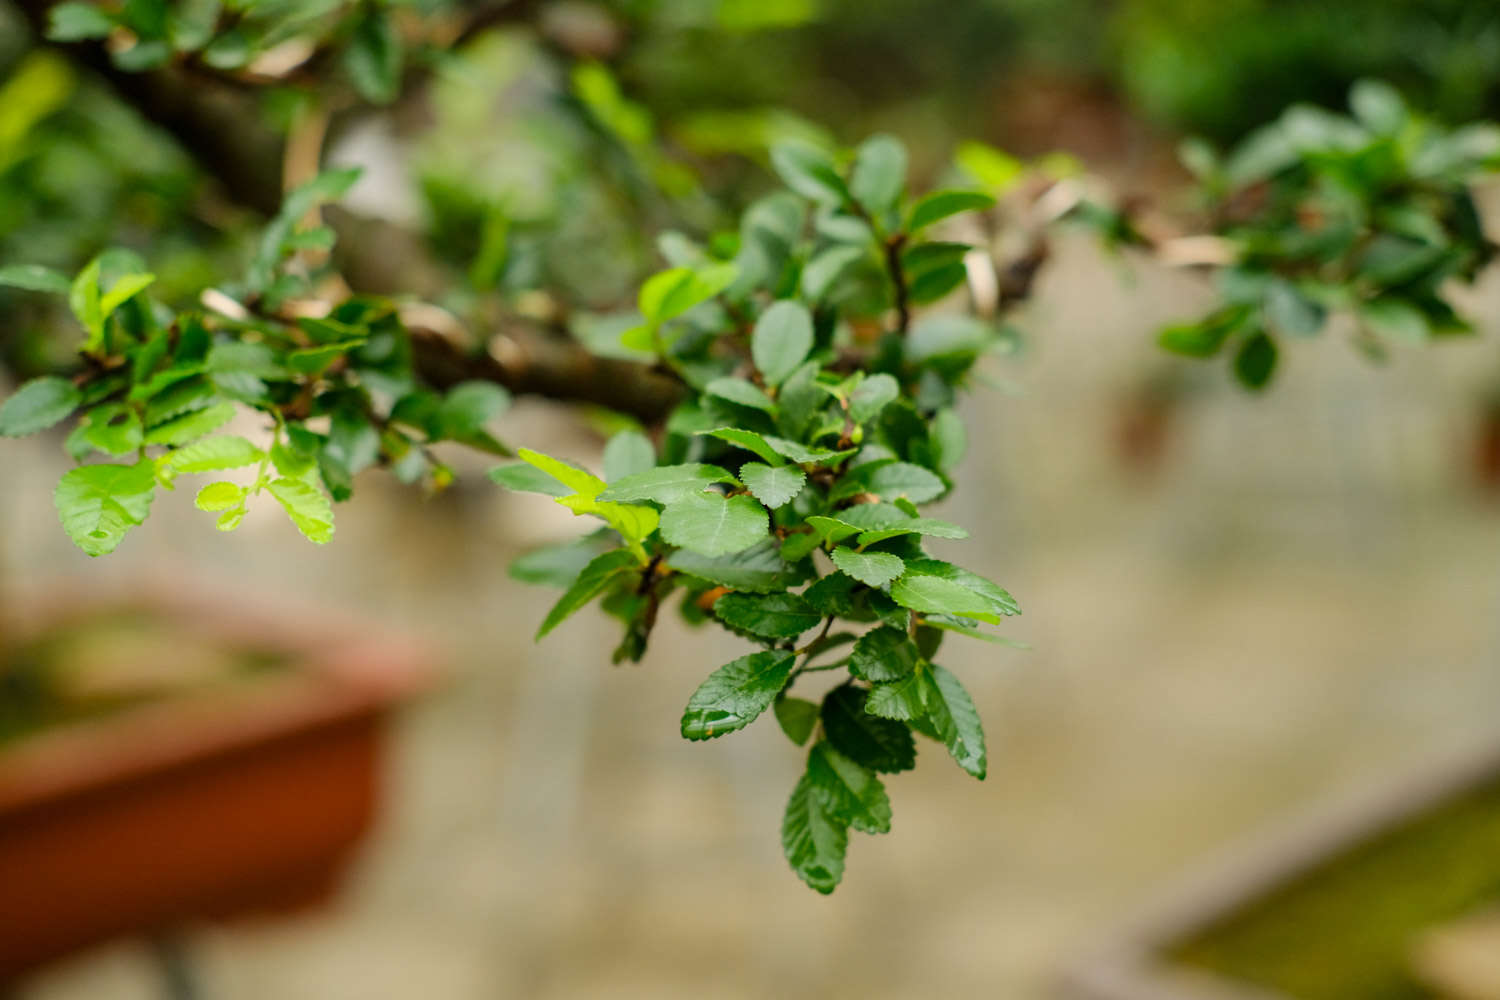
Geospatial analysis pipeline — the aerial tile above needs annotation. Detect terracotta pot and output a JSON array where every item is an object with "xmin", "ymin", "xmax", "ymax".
[{"xmin": 0, "ymin": 586, "xmax": 434, "ymax": 982}]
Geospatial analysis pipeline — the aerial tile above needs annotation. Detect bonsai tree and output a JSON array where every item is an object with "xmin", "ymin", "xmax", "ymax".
[{"xmin": 1, "ymin": 0, "xmax": 1497, "ymax": 893}]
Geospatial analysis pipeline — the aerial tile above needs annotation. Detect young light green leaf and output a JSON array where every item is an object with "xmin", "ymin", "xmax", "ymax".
[
  {"xmin": 751, "ymin": 300, "xmax": 814, "ymax": 386},
  {"xmin": 739, "ymin": 462, "xmax": 805, "ymax": 508},
  {"xmin": 774, "ymin": 696, "xmax": 820, "ymax": 746},
  {"xmin": 164, "ymin": 435, "xmax": 264, "ymax": 474},
  {"xmin": 54, "ymin": 460, "xmax": 156, "ymax": 557},
  {"xmin": 681, "ymin": 649, "xmax": 797, "ymax": 740},
  {"xmin": 905, "ymin": 189, "xmax": 996, "ymax": 232},
  {"xmin": 660, "ymin": 491, "xmax": 769, "ymax": 557},
  {"xmin": 69, "ymin": 258, "xmax": 103, "ymax": 350},
  {"xmin": 597, "ymin": 463, "xmax": 739, "ymax": 504},
  {"xmin": 266, "ymin": 477, "xmax": 334, "ymax": 544},
  {"xmin": 806, "ymin": 740, "xmax": 892, "ymax": 834},
  {"xmin": 80, "ymin": 403, "xmax": 142, "ymax": 457},
  {"xmin": 98, "ymin": 273, "xmax": 156, "ymax": 318},
  {"xmin": 517, "ymin": 447, "xmax": 605, "ymax": 495},
  {"xmin": 194, "ymin": 481, "xmax": 245, "ymax": 512},
  {"xmin": 830, "ymin": 548, "xmax": 905, "ymax": 588},
  {"xmin": 489, "ymin": 463, "xmax": 571, "ymax": 496},
  {"xmin": 0, "ymin": 376, "xmax": 82, "ymax": 437},
  {"xmin": 537, "ymin": 549, "xmax": 640, "ymax": 639},
  {"xmin": 782, "ymin": 771, "xmax": 849, "ymax": 894},
  {"xmin": 0, "ymin": 264, "xmax": 70, "ymax": 294},
  {"xmin": 143, "ymin": 401, "xmax": 235, "ymax": 446},
  {"xmin": 921, "ymin": 664, "xmax": 986, "ymax": 779},
  {"xmin": 821, "ymin": 685, "xmax": 915, "ymax": 773},
  {"xmin": 713, "ymin": 591, "xmax": 821, "ymax": 639},
  {"xmin": 849, "ymin": 626, "xmax": 920, "ymax": 682},
  {"xmin": 638, "ymin": 263, "xmax": 738, "ymax": 323},
  {"xmin": 850, "ymin": 134, "xmax": 907, "ymax": 218},
  {"xmin": 890, "ymin": 573, "xmax": 1000, "ymax": 624}
]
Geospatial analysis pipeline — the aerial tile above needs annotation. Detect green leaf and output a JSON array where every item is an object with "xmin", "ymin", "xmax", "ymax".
[
  {"xmin": 345, "ymin": 9, "xmax": 403, "ymax": 104},
  {"xmin": 762, "ymin": 435, "xmax": 855, "ymax": 466},
  {"xmin": 821, "ymin": 686, "xmax": 915, "ymax": 773},
  {"xmin": 597, "ymin": 464, "xmax": 739, "ymax": 504},
  {"xmin": 705, "ymin": 377, "xmax": 776, "ymax": 413},
  {"xmin": 920, "ymin": 664, "xmax": 986, "ymax": 778},
  {"xmin": 751, "ymin": 300, "xmax": 814, "ymax": 386},
  {"xmin": 713, "ymin": 591, "xmax": 821, "ymax": 639},
  {"xmin": 865, "ymin": 672, "xmax": 926, "ymax": 721},
  {"xmin": 1263, "ymin": 279, "xmax": 1325, "ymax": 337},
  {"xmin": 680, "ymin": 649, "xmax": 797, "ymax": 740},
  {"xmin": 855, "ymin": 517, "xmax": 967, "ymax": 546},
  {"xmin": 537, "ymin": 549, "xmax": 639, "ymax": 639},
  {"xmin": 849, "ymin": 626, "xmax": 920, "ymax": 682},
  {"xmin": 848, "ymin": 373, "xmax": 899, "ymax": 424},
  {"xmin": 739, "ymin": 462, "xmax": 805, "ymax": 508},
  {"xmin": 164, "ymin": 435, "xmax": 264, "ymax": 474},
  {"xmin": 47, "ymin": 2, "xmax": 116, "ymax": 40},
  {"xmin": 509, "ymin": 532, "xmax": 615, "ymax": 586},
  {"xmin": 603, "ymin": 430, "xmax": 655, "ymax": 481},
  {"xmin": 831, "ymin": 548, "xmax": 905, "ymax": 588},
  {"xmin": 838, "ymin": 461, "xmax": 945, "ymax": 503},
  {"xmin": 517, "ymin": 447, "xmax": 605, "ymax": 495},
  {"xmin": 489, "ymin": 463, "xmax": 571, "ymax": 497},
  {"xmin": 906, "ymin": 190, "xmax": 995, "ymax": 232},
  {"xmin": 0, "ymin": 265, "xmax": 70, "ymax": 294},
  {"xmin": 79, "ymin": 403, "xmax": 142, "ymax": 457},
  {"xmin": 850, "ymin": 134, "xmax": 907, "ymax": 218},
  {"xmin": 437, "ymin": 381, "xmax": 510, "ymax": 442},
  {"xmin": 901, "ymin": 559, "xmax": 1019, "ymax": 616},
  {"xmin": 266, "ymin": 477, "xmax": 334, "ymax": 544},
  {"xmin": 890, "ymin": 573, "xmax": 1000, "ymax": 624},
  {"xmin": 98, "ymin": 272, "xmax": 155, "ymax": 318},
  {"xmin": 69, "ymin": 258, "xmax": 103, "ymax": 350},
  {"xmin": 701, "ymin": 427, "xmax": 783, "ymax": 465},
  {"xmin": 143, "ymin": 401, "xmax": 235, "ymax": 446},
  {"xmin": 782, "ymin": 771, "xmax": 848, "ymax": 894},
  {"xmin": 1233, "ymin": 331, "xmax": 1278, "ymax": 391},
  {"xmin": 806, "ymin": 515, "xmax": 861, "ymax": 546},
  {"xmin": 774, "ymin": 696, "xmax": 820, "ymax": 746},
  {"xmin": 638, "ymin": 263, "xmax": 738, "ymax": 323},
  {"xmin": 806, "ymin": 740, "xmax": 891, "ymax": 833},
  {"xmin": 194, "ymin": 480, "xmax": 244, "ymax": 513},
  {"xmin": 770, "ymin": 140, "xmax": 848, "ymax": 205},
  {"xmin": 54, "ymin": 460, "xmax": 156, "ymax": 556},
  {"xmin": 1361, "ymin": 298, "xmax": 1429, "ymax": 343},
  {"xmin": 667, "ymin": 539, "xmax": 803, "ymax": 593},
  {"xmin": 660, "ymin": 492, "xmax": 768, "ymax": 557},
  {"xmin": 801, "ymin": 245, "xmax": 865, "ymax": 301},
  {"xmin": 0, "ymin": 376, "xmax": 82, "ymax": 437}
]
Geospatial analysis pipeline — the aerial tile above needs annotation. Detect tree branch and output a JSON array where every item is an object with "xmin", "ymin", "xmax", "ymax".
[{"xmin": 16, "ymin": 0, "xmax": 681, "ymax": 422}]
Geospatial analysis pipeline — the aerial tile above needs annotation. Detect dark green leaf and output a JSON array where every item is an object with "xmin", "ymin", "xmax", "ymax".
[
  {"xmin": 714, "ymin": 591, "xmax": 821, "ymax": 639},
  {"xmin": 782, "ymin": 771, "xmax": 848, "ymax": 894},
  {"xmin": 806, "ymin": 740, "xmax": 891, "ymax": 833},
  {"xmin": 920, "ymin": 664, "xmax": 986, "ymax": 779},
  {"xmin": 667, "ymin": 539, "xmax": 803, "ymax": 593},
  {"xmin": 774, "ymin": 696, "xmax": 820, "ymax": 746},
  {"xmin": 1233, "ymin": 331, "xmax": 1278, "ymax": 391},
  {"xmin": 821, "ymin": 685, "xmax": 915, "ymax": 773},
  {"xmin": 345, "ymin": 9, "xmax": 403, "ymax": 104},
  {"xmin": 849, "ymin": 626, "xmax": 920, "ymax": 682},
  {"xmin": 681, "ymin": 649, "xmax": 797, "ymax": 740},
  {"xmin": 865, "ymin": 672, "xmax": 926, "ymax": 721}
]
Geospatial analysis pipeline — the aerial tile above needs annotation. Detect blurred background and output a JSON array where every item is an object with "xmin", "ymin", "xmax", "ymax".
[{"xmin": 6, "ymin": 1, "xmax": 1500, "ymax": 998}]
